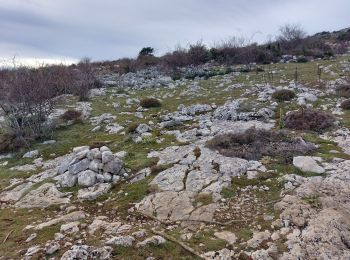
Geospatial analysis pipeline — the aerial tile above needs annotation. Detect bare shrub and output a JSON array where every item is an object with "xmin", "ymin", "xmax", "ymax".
[
  {"xmin": 60, "ymin": 109, "xmax": 82, "ymax": 121},
  {"xmin": 187, "ymin": 41, "xmax": 209, "ymax": 65},
  {"xmin": 0, "ymin": 133, "xmax": 27, "ymax": 153},
  {"xmin": 73, "ymin": 57, "xmax": 98, "ymax": 101},
  {"xmin": 162, "ymin": 46, "xmax": 189, "ymax": 69},
  {"xmin": 206, "ymin": 127, "xmax": 315, "ymax": 162},
  {"xmin": 277, "ymin": 24, "xmax": 306, "ymax": 49},
  {"xmin": 140, "ymin": 98, "xmax": 162, "ymax": 108},
  {"xmin": 284, "ymin": 109, "xmax": 335, "ymax": 132},
  {"xmin": 340, "ymin": 99, "xmax": 350, "ymax": 110},
  {"xmin": 272, "ymin": 89, "xmax": 296, "ymax": 102},
  {"xmin": 0, "ymin": 66, "xmax": 58, "ymax": 142}
]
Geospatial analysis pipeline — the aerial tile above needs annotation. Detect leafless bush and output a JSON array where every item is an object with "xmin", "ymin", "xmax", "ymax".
[
  {"xmin": 284, "ymin": 109, "xmax": 335, "ymax": 132},
  {"xmin": 187, "ymin": 41, "xmax": 209, "ymax": 65},
  {"xmin": 277, "ymin": 24, "xmax": 306, "ymax": 49},
  {"xmin": 0, "ymin": 66, "xmax": 58, "ymax": 142},
  {"xmin": 0, "ymin": 133, "xmax": 27, "ymax": 153},
  {"xmin": 73, "ymin": 57, "xmax": 96, "ymax": 101},
  {"xmin": 206, "ymin": 128, "xmax": 315, "ymax": 162},
  {"xmin": 162, "ymin": 46, "xmax": 190, "ymax": 69}
]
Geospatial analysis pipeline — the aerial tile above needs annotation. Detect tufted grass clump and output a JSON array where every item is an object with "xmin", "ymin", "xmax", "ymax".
[
  {"xmin": 140, "ymin": 98, "xmax": 162, "ymax": 108},
  {"xmin": 272, "ymin": 89, "xmax": 296, "ymax": 102},
  {"xmin": 340, "ymin": 99, "xmax": 350, "ymax": 110},
  {"xmin": 284, "ymin": 109, "xmax": 335, "ymax": 132}
]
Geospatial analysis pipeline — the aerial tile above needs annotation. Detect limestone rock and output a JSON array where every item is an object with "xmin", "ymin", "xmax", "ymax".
[
  {"xmin": 105, "ymin": 235, "xmax": 135, "ymax": 247},
  {"xmin": 77, "ymin": 183, "xmax": 111, "ymax": 200},
  {"xmin": 136, "ymin": 235, "xmax": 166, "ymax": 247},
  {"xmin": 77, "ymin": 170, "xmax": 97, "ymax": 187},
  {"xmin": 214, "ymin": 231, "xmax": 237, "ymax": 245},
  {"xmin": 15, "ymin": 183, "xmax": 70, "ymax": 208},
  {"xmin": 293, "ymin": 156, "xmax": 325, "ymax": 174}
]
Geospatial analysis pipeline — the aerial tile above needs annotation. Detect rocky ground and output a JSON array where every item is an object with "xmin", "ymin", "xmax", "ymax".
[{"xmin": 1, "ymin": 56, "xmax": 350, "ymax": 259}]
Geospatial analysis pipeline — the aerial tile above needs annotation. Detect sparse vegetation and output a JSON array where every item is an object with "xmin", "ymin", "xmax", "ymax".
[{"xmin": 284, "ymin": 109, "xmax": 335, "ymax": 131}]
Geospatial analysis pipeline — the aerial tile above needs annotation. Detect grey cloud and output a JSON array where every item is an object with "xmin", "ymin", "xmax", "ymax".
[{"xmin": 0, "ymin": 0, "xmax": 349, "ymax": 62}]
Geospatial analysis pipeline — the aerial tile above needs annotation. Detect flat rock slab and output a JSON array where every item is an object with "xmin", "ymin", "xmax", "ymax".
[
  {"xmin": 136, "ymin": 191, "xmax": 216, "ymax": 222},
  {"xmin": 138, "ymin": 143, "xmax": 249, "ymax": 222},
  {"xmin": 15, "ymin": 183, "xmax": 70, "ymax": 208},
  {"xmin": 150, "ymin": 164, "xmax": 188, "ymax": 191},
  {"xmin": 33, "ymin": 211, "xmax": 85, "ymax": 230},
  {"xmin": 0, "ymin": 182, "xmax": 34, "ymax": 202}
]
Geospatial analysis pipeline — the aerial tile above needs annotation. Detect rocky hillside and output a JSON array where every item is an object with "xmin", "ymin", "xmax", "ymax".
[{"xmin": 0, "ymin": 54, "xmax": 350, "ymax": 259}]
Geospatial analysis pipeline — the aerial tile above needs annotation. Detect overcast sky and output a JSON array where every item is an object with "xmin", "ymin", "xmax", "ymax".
[{"xmin": 0, "ymin": 0, "xmax": 349, "ymax": 65}]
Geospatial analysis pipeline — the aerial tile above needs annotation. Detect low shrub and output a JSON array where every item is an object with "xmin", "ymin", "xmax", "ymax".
[
  {"xmin": 206, "ymin": 127, "xmax": 315, "ymax": 162},
  {"xmin": 140, "ymin": 98, "xmax": 162, "ymax": 108},
  {"xmin": 127, "ymin": 123, "xmax": 139, "ymax": 133},
  {"xmin": 297, "ymin": 56, "xmax": 308, "ymax": 63},
  {"xmin": 340, "ymin": 99, "xmax": 350, "ymax": 110},
  {"xmin": 272, "ymin": 89, "xmax": 296, "ymax": 101},
  {"xmin": 61, "ymin": 109, "xmax": 82, "ymax": 121},
  {"xmin": 336, "ymin": 85, "xmax": 350, "ymax": 98},
  {"xmin": 284, "ymin": 109, "xmax": 335, "ymax": 131}
]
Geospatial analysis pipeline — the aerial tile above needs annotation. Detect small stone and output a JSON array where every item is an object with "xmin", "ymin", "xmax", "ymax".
[{"xmin": 105, "ymin": 235, "xmax": 135, "ymax": 247}]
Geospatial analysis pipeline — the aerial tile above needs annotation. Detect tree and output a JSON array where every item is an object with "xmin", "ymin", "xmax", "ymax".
[
  {"xmin": 139, "ymin": 47, "xmax": 154, "ymax": 57},
  {"xmin": 278, "ymin": 24, "xmax": 306, "ymax": 43}
]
